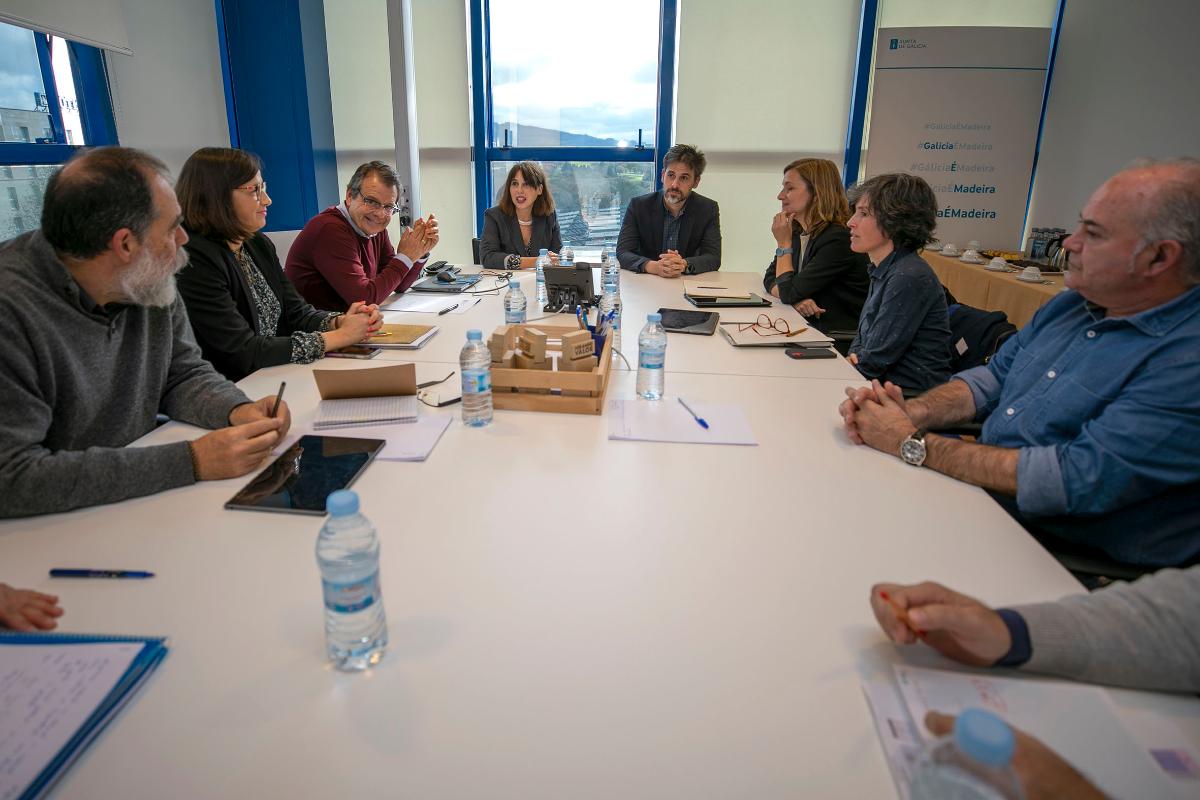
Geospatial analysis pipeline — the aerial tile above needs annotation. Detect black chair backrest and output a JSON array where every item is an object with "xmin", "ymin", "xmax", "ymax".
[
  {"xmin": 471, "ymin": 238, "xmax": 481, "ymax": 265},
  {"xmin": 946, "ymin": 303, "xmax": 1018, "ymax": 372}
]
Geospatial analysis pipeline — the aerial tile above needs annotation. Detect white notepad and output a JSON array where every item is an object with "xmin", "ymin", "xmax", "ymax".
[
  {"xmin": 607, "ymin": 399, "xmax": 758, "ymax": 446},
  {"xmin": 313, "ymin": 395, "xmax": 419, "ymax": 429}
]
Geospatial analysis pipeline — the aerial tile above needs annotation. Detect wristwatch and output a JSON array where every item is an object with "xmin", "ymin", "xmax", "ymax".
[
  {"xmin": 505, "ymin": 253, "xmax": 521, "ymax": 270},
  {"xmin": 900, "ymin": 429, "xmax": 928, "ymax": 467},
  {"xmin": 775, "ymin": 247, "xmax": 794, "ymax": 257}
]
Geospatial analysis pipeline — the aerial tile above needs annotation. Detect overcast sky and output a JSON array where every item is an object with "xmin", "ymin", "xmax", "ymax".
[
  {"xmin": 0, "ymin": 23, "xmax": 44, "ymax": 111},
  {"xmin": 489, "ymin": 0, "xmax": 659, "ymax": 144}
]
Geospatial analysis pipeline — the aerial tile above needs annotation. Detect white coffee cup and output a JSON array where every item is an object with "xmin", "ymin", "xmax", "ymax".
[
  {"xmin": 960, "ymin": 248, "xmax": 982, "ymax": 263},
  {"xmin": 942, "ymin": 242, "xmax": 959, "ymax": 256},
  {"xmin": 1021, "ymin": 265, "xmax": 1043, "ymax": 281},
  {"xmin": 988, "ymin": 257, "xmax": 1008, "ymax": 271},
  {"xmin": 967, "ymin": 240, "xmax": 982, "ymax": 251}
]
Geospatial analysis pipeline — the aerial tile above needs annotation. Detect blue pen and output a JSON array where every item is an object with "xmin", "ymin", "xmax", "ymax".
[
  {"xmin": 677, "ymin": 398, "xmax": 709, "ymax": 429},
  {"xmin": 50, "ymin": 569, "xmax": 156, "ymax": 579}
]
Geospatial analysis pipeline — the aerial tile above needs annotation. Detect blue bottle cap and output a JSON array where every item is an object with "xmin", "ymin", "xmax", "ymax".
[
  {"xmin": 509, "ymin": 279, "xmax": 519, "ymax": 288},
  {"xmin": 326, "ymin": 490, "xmax": 359, "ymax": 517},
  {"xmin": 954, "ymin": 708, "xmax": 1015, "ymax": 767},
  {"xmin": 467, "ymin": 329, "xmax": 482, "ymax": 341},
  {"xmin": 538, "ymin": 248, "xmax": 548, "ymax": 255},
  {"xmin": 648, "ymin": 313, "xmax": 662, "ymax": 322}
]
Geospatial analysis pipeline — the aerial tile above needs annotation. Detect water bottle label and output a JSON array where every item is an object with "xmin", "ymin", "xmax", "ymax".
[
  {"xmin": 322, "ymin": 570, "xmax": 380, "ymax": 613},
  {"xmin": 462, "ymin": 369, "xmax": 491, "ymax": 394},
  {"xmin": 639, "ymin": 349, "xmax": 665, "ymax": 369},
  {"xmin": 505, "ymin": 310, "xmax": 526, "ymax": 324}
]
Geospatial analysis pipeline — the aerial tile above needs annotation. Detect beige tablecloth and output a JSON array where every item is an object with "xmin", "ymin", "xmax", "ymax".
[{"xmin": 924, "ymin": 251, "xmax": 1066, "ymax": 328}]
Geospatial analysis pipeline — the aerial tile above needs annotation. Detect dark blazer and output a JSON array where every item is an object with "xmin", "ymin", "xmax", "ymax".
[
  {"xmin": 178, "ymin": 231, "xmax": 331, "ymax": 382},
  {"xmin": 479, "ymin": 206, "xmax": 562, "ymax": 269},
  {"xmin": 616, "ymin": 190, "xmax": 721, "ymax": 274},
  {"xmin": 762, "ymin": 223, "xmax": 870, "ymax": 333}
]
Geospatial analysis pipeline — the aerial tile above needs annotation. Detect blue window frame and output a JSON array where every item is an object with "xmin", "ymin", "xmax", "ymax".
[{"xmin": 468, "ymin": 0, "xmax": 679, "ymax": 241}]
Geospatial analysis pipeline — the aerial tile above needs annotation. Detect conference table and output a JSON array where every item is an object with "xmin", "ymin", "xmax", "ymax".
[
  {"xmin": 924, "ymin": 250, "xmax": 1067, "ymax": 328},
  {"xmin": 2, "ymin": 268, "xmax": 1197, "ymax": 799}
]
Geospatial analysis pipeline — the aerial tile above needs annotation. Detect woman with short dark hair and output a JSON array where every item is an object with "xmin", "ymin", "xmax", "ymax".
[
  {"xmin": 762, "ymin": 158, "xmax": 869, "ymax": 334},
  {"xmin": 845, "ymin": 173, "xmax": 952, "ymax": 393},
  {"xmin": 479, "ymin": 161, "xmax": 562, "ymax": 269},
  {"xmin": 176, "ymin": 147, "xmax": 378, "ymax": 381}
]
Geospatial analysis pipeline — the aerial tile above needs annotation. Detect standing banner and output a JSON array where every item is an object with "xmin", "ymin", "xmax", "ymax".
[{"xmin": 863, "ymin": 27, "xmax": 1051, "ymax": 249}]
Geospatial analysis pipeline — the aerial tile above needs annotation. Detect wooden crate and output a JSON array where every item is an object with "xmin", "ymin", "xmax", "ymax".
[{"xmin": 491, "ymin": 324, "xmax": 613, "ymax": 414}]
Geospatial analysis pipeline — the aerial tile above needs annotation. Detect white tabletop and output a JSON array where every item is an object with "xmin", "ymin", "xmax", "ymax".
[
  {"xmin": 379, "ymin": 268, "xmax": 862, "ymax": 382},
  {"xmin": 2, "ymin": 269, "xmax": 1197, "ymax": 799}
]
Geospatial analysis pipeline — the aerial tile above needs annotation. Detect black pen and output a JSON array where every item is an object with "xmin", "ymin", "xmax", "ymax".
[
  {"xmin": 50, "ymin": 569, "xmax": 155, "ymax": 579},
  {"xmin": 438, "ymin": 303, "xmax": 459, "ymax": 316},
  {"xmin": 270, "ymin": 381, "xmax": 286, "ymax": 418}
]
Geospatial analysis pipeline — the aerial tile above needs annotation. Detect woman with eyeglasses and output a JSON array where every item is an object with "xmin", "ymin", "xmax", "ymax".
[
  {"xmin": 762, "ymin": 158, "xmax": 869, "ymax": 336},
  {"xmin": 175, "ymin": 147, "xmax": 379, "ymax": 382},
  {"xmin": 479, "ymin": 161, "xmax": 562, "ymax": 269}
]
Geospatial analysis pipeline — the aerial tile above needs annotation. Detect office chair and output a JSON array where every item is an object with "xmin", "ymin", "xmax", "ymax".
[{"xmin": 471, "ymin": 237, "xmax": 481, "ymax": 265}]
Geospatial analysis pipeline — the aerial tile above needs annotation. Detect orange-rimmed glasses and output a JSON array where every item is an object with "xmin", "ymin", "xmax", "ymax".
[{"xmin": 736, "ymin": 313, "xmax": 807, "ymax": 337}]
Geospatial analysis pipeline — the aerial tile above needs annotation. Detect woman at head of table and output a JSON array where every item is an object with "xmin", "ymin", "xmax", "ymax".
[
  {"xmin": 479, "ymin": 161, "xmax": 563, "ymax": 270},
  {"xmin": 175, "ymin": 147, "xmax": 380, "ymax": 382},
  {"xmin": 762, "ymin": 158, "xmax": 870, "ymax": 334}
]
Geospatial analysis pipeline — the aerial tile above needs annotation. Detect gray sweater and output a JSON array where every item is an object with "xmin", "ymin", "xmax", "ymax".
[
  {"xmin": 0, "ymin": 231, "xmax": 249, "ymax": 517},
  {"xmin": 1013, "ymin": 566, "xmax": 1200, "ymax": 693}
]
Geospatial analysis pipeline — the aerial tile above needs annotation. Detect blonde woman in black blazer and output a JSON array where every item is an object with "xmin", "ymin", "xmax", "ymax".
[{"xmin": 479, "ymin": 161, "xmax": 562, "ymax": 270}]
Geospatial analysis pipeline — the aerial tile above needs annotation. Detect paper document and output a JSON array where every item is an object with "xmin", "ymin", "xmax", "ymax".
[
  {"xmin": 368, "ymin": 415, "xmax": 452, "ymax": 461},
  {"xmin": 607, "ymin": 399, "xmax": 757, "ymax": 446},
  {"xmin": 876, "ymin": 664, "xmax": 1189, "ymax": 799},
  {"xmin": 0, "ymin": 643, "xmax": 140, "ymax": 800},
  {"xmin": 681, "ymin": 280, "xmax": 751, "ymax": 299},
  {"xmin": 381, "ymin": 294, "xmax": 461, "ymax": 313}
]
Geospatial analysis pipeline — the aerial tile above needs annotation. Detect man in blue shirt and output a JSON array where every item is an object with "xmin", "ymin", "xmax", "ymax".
[{"xmin": 840, "ymin": 159, "xmax": 1200, "ymax": 566}]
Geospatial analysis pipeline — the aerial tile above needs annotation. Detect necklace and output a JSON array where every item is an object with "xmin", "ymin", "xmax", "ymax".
[{"xmin": 518, "ymin": 218, "xmax": 533, "ymax": 227}]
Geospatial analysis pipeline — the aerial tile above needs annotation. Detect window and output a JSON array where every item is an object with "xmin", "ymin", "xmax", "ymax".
[
  {"xmin": 1, "ymin": 21, "xmax": 117, "ymax": 240},
  {"xmin": 470, "ymin": 0, "xmax": 678, "ymax": 245}
]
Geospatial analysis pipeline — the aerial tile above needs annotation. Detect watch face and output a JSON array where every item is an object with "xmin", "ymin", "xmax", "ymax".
[{"xmin": 900, "ymin": 437, "xmax": 926, "ymax": 465}]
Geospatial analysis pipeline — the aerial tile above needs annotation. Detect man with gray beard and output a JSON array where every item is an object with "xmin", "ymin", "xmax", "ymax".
[{"xmin": 0, "ymin": 147, "xmax": 292, "ymax": 517}]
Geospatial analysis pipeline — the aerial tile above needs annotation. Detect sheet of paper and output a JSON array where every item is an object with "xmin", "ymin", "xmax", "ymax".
[
  {"xmin": 288, "ymin": 415, "xmax": 452, "ymax": 461},
  {"xmin": 892, "ymin": 664, "xmax": 1178, "ymax": 798},
  {"xmin": 0, "ymin": 643, "xmax": 141, "ymax": 800},
  {"xmin": 607, "ymin": 399, "xmax": 757, "ymax": 446},
  {"xmin": 861, "ymin": 676, "xmax": 923, "ymax": 800},
  {"xmin": 445, "ymin": 297, "xmax": 482, "ymax": 314},
  {"xmin": 380, "ymin": 294, "xmax": 460, "ymax": 313}
]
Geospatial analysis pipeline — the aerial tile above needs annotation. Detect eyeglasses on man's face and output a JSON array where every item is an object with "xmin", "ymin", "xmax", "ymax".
[
  {"xmin": 354, "ymin": 190, "xmax": 402, "ymax": 216},
  {"xmin": 237, "ymin": 181, "xmax": 269, "ymax": 204}
]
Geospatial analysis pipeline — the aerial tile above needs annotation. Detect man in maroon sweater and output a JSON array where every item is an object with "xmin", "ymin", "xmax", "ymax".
[{"xmin": 286, "ymin": 161, "xmax": 439, "ymax": 311}]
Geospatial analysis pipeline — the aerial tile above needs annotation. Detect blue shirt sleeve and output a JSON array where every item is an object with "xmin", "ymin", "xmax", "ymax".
[{"xmin": 994, "ymin": 608, "xmax": 1032, "ymax": 667}]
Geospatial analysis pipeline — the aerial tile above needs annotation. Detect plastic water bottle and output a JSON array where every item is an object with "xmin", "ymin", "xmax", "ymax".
[
  {"xmin": 909, "ymin": 709, "xmax": 1024, "ymax": 800},
  {"xmin": 503, "ymin": 279, "xmax": 527, "ymax": 324},
  {"xmin": 636, "ymin": 313, "xmax": 667, "ymax": 399},
  {"xmin": 599, "ymin": 285, "xmax": 621, "ymax": 359},
  {"xmin": 316, "ymin": 490, "xmax": 388, "ymax": 671},
  {"xmin": 561, "ymin": 241, "xmax": 574, "ymax": 266},
  {"xmin": 599, "ymin": 243, "xmax": 622, "ymax": 355},
  {"xmin": 601, "ymin": 243, "xmax": 620, "ymax": 292},
  {"xmin": 460, "ymin": 329, "xmax": 493, "ymax": 427},
  {"xmin": 535, "ymin": 248, "xmax": 549, "ymax": 308}
]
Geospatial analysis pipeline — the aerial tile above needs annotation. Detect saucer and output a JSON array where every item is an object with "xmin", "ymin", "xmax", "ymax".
[
  {"xmin": 960, "ymin": 255, "xmax": 985, "ymax": 264},
  {"xmin": 1017, "ymin": 274, "xmax": 1046, "ymax": 283},
  {"xmin": 941, "ymin": 250, "xmax": 960, "ymax": 257},
  {"xmin": 985, "ymin": 264, "xmax": 1010, "ymax": 272},
  {"xmin": 926, "ymin": 243, "xmax": 943, "ymax": 251}
]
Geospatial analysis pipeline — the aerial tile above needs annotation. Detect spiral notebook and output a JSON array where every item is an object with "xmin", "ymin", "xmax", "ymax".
[
  {"xmin": 313, "ymin": 395, "xmax": 419, "ymax": 429},
  {"xmin": 0, "ymin": 632, "xmax": 169, "ymax": 800}
]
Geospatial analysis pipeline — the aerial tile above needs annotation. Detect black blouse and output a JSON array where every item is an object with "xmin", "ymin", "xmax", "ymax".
[{"xmin": 479, "ymin": 206, "xmax": 563, "ymax": 268}]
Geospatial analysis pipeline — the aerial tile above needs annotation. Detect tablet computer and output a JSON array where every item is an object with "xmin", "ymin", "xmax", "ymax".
[
  {"xmin": 225, "ymin": 434, "xmax": 385, "ymax": 515},
  {"xmin": 657, "ymin": 308, "xmax": 719, "ymax": 335},
  {"xmin": 685, "ymin": 293, "xmax": 772, "ymax": 308}
]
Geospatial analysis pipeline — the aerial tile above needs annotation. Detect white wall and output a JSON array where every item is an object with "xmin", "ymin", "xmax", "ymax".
[
  {"xmin": 105, "ymin": 0, "xmax": 229, "ymax": 176},
  {"xmin": 675, "ymin": 0, "xmax": 862, "ymax": 272},
  {"xmin": 411, "ymin": 0, "xmax": 474, "ymax": 266},
  {"xmin": 323, "ymin": 0, "xmax": 401, "ymax": 241},
  {"xmin": 1027, "ymin": 0, "xmax": 1200, "ymax": 228}
]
